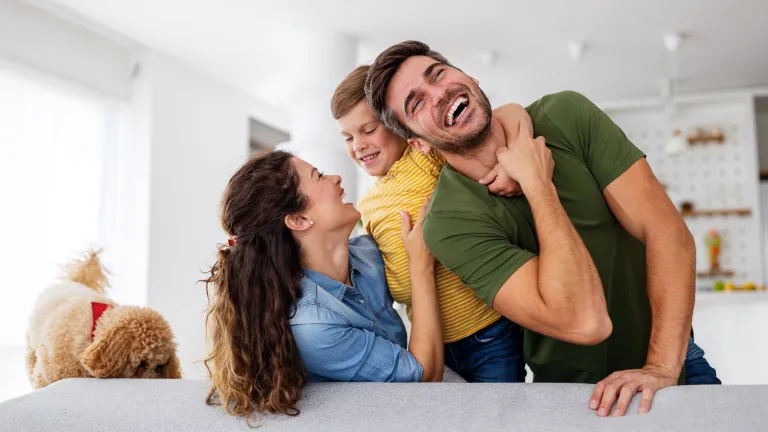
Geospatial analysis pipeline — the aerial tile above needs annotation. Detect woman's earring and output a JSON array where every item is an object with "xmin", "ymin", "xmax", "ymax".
[{"xmin": 309, "ymin": 220, "xmax": 314, "ymax": 226}]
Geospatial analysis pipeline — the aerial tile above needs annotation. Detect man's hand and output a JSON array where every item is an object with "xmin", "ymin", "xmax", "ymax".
[
  {"xmin": 589, "ymin": 365, "xmax": 678, "ymax": 417},
  {"xmin": 479, "ymin": 165, "xmax": 522, "ymax": 197},
  {"xmin": 496, "ymin": 127, "xmax": 553, "ymax": 193}
]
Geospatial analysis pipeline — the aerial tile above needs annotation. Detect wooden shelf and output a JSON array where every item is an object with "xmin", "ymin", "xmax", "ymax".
[
  {"xmin": 688, "ymin": 137, "xmax": 725, "ymax": 145},
  {"xmin": 687, "ymin": 129, "xmax": 725, "ymax": 145},
  {"xmin": 697, "ymin": 270, "xmax": 735, "ymax": 278},
  {"xmin": 682, "ymin": 208, "xmax": 752, "ymax": 218}
]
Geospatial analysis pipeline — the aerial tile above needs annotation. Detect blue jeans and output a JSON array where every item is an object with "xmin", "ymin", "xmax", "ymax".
[
  {"xmin": 686, "ymin": 336, "xmax": 721, "ymax": 385},
  {"xmin": 444, "ymin": 318, "xmax": 526, "ymax": 383},
  {"xmin": 445, "ymin": 319, "xmax": 719, "ymax": 384}
]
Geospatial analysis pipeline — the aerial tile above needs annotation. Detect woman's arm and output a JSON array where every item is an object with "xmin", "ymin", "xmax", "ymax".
[
  {"xmin": 292, "ymin": 319, "xmax": 425, "ymax": 382},
  {"xmin": 400, "ymin": 198, "xmax": 444, "ymax": 382}
]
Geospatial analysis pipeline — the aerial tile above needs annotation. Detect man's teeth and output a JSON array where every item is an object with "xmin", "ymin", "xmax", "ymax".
[
  {"xmin": 447, "ymin": 97, "xmax": 468, "ymax": 126},
  {"xmin": 361, "ymin": 153, "xmax": 379, "ymax": 162}
]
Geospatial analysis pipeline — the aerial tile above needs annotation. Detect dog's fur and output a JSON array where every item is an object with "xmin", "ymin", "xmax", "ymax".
[{"xmin": 26, "ymin": 250, "xmax": 181, "ymax": 388}]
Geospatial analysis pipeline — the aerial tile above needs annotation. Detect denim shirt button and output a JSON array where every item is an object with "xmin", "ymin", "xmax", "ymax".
[{"xmin": 358, "ymin": 299, "xmax": 365, "ymax": 304}]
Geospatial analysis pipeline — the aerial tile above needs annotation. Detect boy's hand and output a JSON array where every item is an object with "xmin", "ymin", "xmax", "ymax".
[
  {"xmin": 483, "ymin": 103, "xmax": 534, "ymax": 197},
  {"xmin": 479, "ymin": 165, "xmax": 522, "ymax": 197}
]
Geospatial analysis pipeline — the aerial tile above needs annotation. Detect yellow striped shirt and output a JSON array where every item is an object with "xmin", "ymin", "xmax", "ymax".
[{"xmin": 358, "ymin": 146, "xmax": 501, "ymax": 343}]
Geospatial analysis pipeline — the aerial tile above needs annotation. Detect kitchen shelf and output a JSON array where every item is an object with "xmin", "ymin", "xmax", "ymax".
[
  {"xmin": 696, "ymin": 270, "xmax": 735, "ymax": 278},
  {"xmin": 681, "ymin": 208, "xmax": 752, "ymax": 218}
]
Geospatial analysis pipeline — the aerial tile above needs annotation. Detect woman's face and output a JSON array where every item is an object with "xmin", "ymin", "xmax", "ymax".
[
  {"xmin": 336, "ymin": 101, "xmax": 408, "ymax": 177},
  {"xmin": 291, "ymin": 157, "xmax": 361, "ymax": 231}
]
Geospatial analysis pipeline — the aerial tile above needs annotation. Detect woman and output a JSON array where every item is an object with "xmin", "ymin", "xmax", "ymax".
[{"xmin": 203, "ymin": 151, "xmax": 442, "ymax": 419}]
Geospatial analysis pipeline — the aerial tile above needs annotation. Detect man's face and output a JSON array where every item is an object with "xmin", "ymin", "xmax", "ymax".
[{"xmin": 385, "ymin": 55, "xmax": 493, "ymax": 155}]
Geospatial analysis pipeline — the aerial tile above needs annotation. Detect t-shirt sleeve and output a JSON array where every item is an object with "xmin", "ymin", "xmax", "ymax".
[
  {"xmin": 542, "ymin": 91, "xmax": 645, "ymax": 190},
  {"xmin": 422, "ymin": 210, "xmax": 536, "ymax": 306}
]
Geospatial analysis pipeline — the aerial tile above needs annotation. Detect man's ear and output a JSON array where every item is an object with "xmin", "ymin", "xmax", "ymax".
[
  {"xmin": 285, "ymin": 213, "xmax": 312, "ymax": 232},
  {"xmin": 407, "ymin": 138, "xmax": 432, "ymax": 155}
]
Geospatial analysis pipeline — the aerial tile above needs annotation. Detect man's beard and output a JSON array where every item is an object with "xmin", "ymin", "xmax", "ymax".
[{"xmin": 426, "ymin": 82, "xmax": 493, "ymax": 157}]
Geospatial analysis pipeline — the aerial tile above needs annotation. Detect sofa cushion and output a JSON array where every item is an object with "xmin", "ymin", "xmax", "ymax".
[{"xmin": 1, "ymin": 378, "xmax": 766, "ymax": 431}]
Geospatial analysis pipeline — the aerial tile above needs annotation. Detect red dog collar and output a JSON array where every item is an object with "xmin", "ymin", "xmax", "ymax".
[{"xmin": 91, "ymin": 302, "xmax": 111, "ymax": 340}]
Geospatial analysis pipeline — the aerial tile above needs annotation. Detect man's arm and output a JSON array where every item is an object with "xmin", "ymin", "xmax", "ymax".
[
  {"xmin": 424, "ymin": 123, "xmax": 611, "ymax": 345},
  {"xmin": 589, "ymin": 158, "xmax": 694, "ymax": 416},
  {"xmin": 541, "ymin": 91, "xmax": 693, "ymax": 417},
  {"xmin": 493, "ymin": 126, "xmax": 611, "ymax": 345}
]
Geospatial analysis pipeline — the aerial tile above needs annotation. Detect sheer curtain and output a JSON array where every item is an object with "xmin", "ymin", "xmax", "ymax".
[{"xmin": 0, "ymin": 64, "xmax": 119, "ymax": 400}]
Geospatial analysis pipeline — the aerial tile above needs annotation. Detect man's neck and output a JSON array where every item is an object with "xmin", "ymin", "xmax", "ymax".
[{"xmin": 443, "ymin": 117, "xmax": 507, "ymax": 182}]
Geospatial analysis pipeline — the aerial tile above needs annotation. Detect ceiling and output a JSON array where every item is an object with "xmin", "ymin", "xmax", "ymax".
[{"xmin": 35, "ymin": 0, "xmax": 768, "ymax": 110}]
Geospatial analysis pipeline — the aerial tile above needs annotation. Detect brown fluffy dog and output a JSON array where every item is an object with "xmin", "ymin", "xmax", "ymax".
[{"xmin": 26, "ymin": 250, "xmax": 181, "ymax": 388}]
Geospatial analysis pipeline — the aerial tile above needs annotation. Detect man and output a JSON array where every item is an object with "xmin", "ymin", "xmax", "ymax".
[{"xmin": 365, "ymin": 40, "xmax": 720, "ymax": 416}]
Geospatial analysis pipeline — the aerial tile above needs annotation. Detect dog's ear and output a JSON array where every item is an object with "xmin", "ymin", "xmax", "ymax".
[
  {"xmin": 81, "ymin": 323, "xmax": 132, "ymax": 378},
  {"xmin": 162, "ymin": 353, "xmax": 182, "ymax": 379}
]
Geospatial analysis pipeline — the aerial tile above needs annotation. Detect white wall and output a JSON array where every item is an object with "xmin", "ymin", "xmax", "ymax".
[
  {"xmin": 139, "ymin": 51, "xmax": 251, "ymax": 379},
  {"xmin": 0, "ymin": 0, "xmax": 133, "ymax": 100},
  {"xmin": 694, "ymin": 294, "xmax": 768, "ymax": 384}
]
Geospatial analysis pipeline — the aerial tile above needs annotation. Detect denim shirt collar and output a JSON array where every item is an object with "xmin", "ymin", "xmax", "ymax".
[{"xmin": 302, "ymin": 259, "xmax": 361, "ymax": 301}]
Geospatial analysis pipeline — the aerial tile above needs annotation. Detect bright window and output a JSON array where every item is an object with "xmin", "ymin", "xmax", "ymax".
[{"xmin": 0, "ymin": 64, "xmax": 121, "ymax": 401}]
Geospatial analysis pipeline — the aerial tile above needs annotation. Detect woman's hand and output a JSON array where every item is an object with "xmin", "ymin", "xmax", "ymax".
[{"xmin": 401, "ymin": 197, "xmax": 434, "ymax": 273}]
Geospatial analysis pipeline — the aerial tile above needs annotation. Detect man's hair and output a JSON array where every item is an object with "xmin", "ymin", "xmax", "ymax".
[
  {"xmin": 331, "ymin": 65, "xmax": 369, "ymax": 120},
  {"xmin": 365, "ymin": 41, "xmax": 455, "ymax": 140}
]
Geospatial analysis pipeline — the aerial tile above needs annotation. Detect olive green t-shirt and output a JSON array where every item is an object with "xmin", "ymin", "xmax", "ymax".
[{"xmin": 422, "ymin": 90, "xmax": 652, "ymax": 384}]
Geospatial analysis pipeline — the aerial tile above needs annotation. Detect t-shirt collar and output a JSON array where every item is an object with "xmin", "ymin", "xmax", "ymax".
[{"xmin": 384, "ymin": 146, "xmax": 442, "ymax": 180}]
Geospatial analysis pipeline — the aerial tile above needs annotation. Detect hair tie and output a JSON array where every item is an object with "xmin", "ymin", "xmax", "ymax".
[{"xmin": 228, "ymin": 236, "xmax": 238, "ymax": 247}]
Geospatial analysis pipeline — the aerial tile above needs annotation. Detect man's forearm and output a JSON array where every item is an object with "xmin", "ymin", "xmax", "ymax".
[
  {"xmin": 524, "ymin": 181, "xmax": 606, "ymax": 317},
  {"xmin": 645, "ymin": 224, "xmax": 695, "ymax": 375}
]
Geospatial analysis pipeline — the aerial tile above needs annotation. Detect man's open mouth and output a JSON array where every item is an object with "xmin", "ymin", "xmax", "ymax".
[
  {"xmin": 359, "ymin": 152, "xmax": 380, "ymax": 165},
  {"xmin": 445, "ymin": 96, "xmax": 469, "ymax": 127}
]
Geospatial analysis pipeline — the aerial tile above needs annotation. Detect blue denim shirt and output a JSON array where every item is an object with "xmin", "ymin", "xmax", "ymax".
[{"xmin": 290, "ymin": 235, "xmax": 423, "ymax": 382}]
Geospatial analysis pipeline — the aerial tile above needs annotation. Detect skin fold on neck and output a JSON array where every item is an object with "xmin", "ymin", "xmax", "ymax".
[
  {"xmin": 299, "ymin": 225, "xmax": 355, "ymax": 286},
  {"xmin": 441, "ymin": 116, "xmax": 509, "ymax": 182}
]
